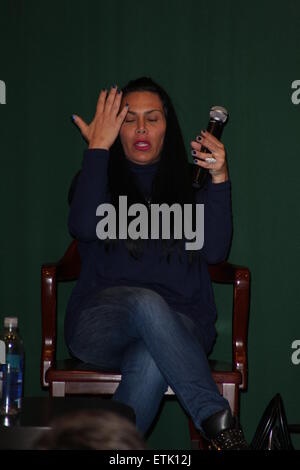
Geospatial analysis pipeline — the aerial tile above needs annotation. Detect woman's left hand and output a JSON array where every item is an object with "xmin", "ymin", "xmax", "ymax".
[{"xmin": 190, "ymin": 129, "xmax": 229, "ymax": 183}]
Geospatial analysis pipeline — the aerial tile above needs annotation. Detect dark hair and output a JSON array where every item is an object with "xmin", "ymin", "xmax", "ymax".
[
  {"xmin": 33, "ymin": 409, "xmax": 148, "ymax": 450},
  {"xmin": 106, "ymin": 76, "xmax": 200, "ymax": 265}
]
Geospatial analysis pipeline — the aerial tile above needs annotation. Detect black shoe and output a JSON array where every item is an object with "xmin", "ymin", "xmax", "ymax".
[{"xmin": 202, "ymin": 409, "xmax": 250, "ymax": 450}]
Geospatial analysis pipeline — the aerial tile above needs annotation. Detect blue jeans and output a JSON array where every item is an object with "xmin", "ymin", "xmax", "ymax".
[{"xmin": 66, "ymin": 286, "xmax": 230, "ymax": 436}]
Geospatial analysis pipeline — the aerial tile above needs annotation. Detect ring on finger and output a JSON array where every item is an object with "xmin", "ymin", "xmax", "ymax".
[{"xmin": 205, "ymin": 154, "xmax": 217, "ymax": 164}]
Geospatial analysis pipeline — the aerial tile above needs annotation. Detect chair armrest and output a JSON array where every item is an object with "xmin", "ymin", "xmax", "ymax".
[
  {"xmin": 208, "ymin": 262, "xmax": 250, "ymax": 390},
  {"xmin": 41, "ymin": 240, "xmax": 80, "ymax": 387}
]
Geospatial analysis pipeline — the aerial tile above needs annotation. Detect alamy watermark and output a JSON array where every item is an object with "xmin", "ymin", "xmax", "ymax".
[
  {"xmin": 291, "ymin": 340, "xmax": 300, "ymax": 365},
  {"xmin": 0, "ymin": 80, "xmax": 6, "ymax": 104},
  {"xmin": 291, "ymin": 80, "xmax": 300, "ymax": 105},
  {"xmin": 96, "ymin": 196, "xmax": 204, "ymax": 251}
]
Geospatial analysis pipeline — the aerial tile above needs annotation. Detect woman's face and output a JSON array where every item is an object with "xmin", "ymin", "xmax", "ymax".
[{"xmin": 119, "ymin": 91, "xmax": 167, "ymax": 165}]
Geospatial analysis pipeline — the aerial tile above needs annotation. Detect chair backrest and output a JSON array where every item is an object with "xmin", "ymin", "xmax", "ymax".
[
  {"xmin": 56, "ymin": 239, "xmax": 245, "ymax": 284},
  {"xmin": 41, "ymin": 239, "xmax": 250, "ymax": 390},
  {"xmin": 56, "ymin": 240, "xmax": 80, "ymax": 280}
]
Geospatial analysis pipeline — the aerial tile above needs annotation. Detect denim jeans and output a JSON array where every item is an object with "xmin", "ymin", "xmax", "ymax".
[{"xmin": 66, "ymin": 286, "xmax": 230, "ymax": 436}]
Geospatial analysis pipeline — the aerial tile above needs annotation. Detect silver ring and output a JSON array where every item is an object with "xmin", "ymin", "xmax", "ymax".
[{"xmin": 205, "ymin": 156, "xmax": 217, "ymax": 164}]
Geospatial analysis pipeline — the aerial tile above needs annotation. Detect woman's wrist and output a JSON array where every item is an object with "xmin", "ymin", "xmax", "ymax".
[
  {"xmin": 88, "ymin": 141, "xmax": 109, "ymax": 150},
  {"xmin": 210, "ymin": 168, "xmax": 229, "ymax": 184}
]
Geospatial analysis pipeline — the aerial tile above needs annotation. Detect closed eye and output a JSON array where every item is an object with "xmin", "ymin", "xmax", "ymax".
[{"xmin": 125, "ymin": 118, "xmax": 158, "ymax": 123}]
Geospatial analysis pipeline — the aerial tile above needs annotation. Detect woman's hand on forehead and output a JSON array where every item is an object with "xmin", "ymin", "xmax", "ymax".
[{"xmin": 71, "ymin": 85, "xmax": 129, "ymax": 150}]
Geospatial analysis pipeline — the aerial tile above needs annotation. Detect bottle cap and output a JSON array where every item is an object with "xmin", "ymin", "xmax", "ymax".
[{"xmin": 4, "ymin": 317, "xmax": 18, "ymax": 328}]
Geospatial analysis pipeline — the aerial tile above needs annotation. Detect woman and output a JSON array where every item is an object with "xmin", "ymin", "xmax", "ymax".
[{"xmin": 66, "ymin": 77, "xmax": 249, "ymax": 450}]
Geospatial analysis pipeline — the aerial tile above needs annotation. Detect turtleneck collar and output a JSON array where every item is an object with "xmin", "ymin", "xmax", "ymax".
[{"xmin": 126, "ymin": 158, "xmax": 160, "ymax": 174}]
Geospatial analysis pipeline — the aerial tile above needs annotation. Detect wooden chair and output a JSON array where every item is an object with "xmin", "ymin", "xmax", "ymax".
[{"xmin": 41, "ymin": 239, "xmax": 250, "ymax": 449}]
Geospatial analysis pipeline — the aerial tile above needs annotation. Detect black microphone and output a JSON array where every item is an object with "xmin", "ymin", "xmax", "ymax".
[{"xmin": 192, "ymin": 105, "xmax": 229, "ymax": 189}]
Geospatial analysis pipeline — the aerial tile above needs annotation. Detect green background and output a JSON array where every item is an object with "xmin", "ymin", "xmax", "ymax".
[{"xmin": 1, "ymin": 0, "xmax": 299, "ymax": 449}]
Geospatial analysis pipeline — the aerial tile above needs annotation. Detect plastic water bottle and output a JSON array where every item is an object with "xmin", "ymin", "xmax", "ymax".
[{"xmin": 0, "ymin": 317, "xmax": 24, "ymax": 416}]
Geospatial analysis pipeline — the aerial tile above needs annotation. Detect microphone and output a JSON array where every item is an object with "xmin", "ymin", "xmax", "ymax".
[{"xmin": 192, "ymin": 105, "xmax": 229, "ymax": 189}]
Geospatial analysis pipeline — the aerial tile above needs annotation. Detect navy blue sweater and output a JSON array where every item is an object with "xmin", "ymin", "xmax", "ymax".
[{"xmin": 65, "ymin": 148, "xmax": 233, "ymax": 347}]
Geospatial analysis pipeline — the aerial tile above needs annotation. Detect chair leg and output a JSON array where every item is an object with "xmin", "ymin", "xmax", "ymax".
[
  {"xmin": 222, "ymin": 383, "xmax": 239, "ymax": 415},
  {"xmin": 188, "ymin": 418, "xmax": 209, "ymax": 449},
  {"xmin": 51, "ymin": 381, "xmax": 66, "ymax": 397}
]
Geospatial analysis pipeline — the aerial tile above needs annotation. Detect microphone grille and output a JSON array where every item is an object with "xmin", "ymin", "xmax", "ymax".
[{"xmin": 210, "ymin": 106, "xmax": 228, "ymax": 123}]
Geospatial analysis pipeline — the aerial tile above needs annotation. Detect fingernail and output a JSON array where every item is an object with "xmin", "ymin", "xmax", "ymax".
[
  {"xmin": 117, "ymin": 88, "xmax": 121, "ymax": 94},
  {"xmin": 71, "ymin": 114, "xmax": 76, "ymax": 121},
  {"xmin": 112, "ymin": 84, "xmax": 117, "ymax": 88},
  {"xmin": 194, "ymin": 158, "xmax": 198, "ymax": 163},
  {"xmin": 201, "ymin": 129, "xmax": 206, "ymax": 134},
  {"xmin": 125, "ymin": 103, "xmax": 129, "ymax": 107},
  {"xmin": 191, "ymin": 150, "xmax": 197, "ymax": 156},
  {"xmin": 196, "ymin": 135, "xmax": 202, "ymax": 142}
]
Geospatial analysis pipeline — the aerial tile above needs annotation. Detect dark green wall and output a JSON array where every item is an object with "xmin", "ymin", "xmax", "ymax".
[{"xmin": 1, "ymin": 0, "xmax": 299, "ymax": 450}]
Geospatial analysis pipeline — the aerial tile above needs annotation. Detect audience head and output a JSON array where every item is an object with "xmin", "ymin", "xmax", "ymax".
[{"xmin": 33, "ymin": 409, "xmax": 148, "ymax": 450}]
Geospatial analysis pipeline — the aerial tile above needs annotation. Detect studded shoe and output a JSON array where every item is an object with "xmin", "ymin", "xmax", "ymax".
[{"xmin": 202, "ymin": 408, "xmax": 250, "ymax": 450}]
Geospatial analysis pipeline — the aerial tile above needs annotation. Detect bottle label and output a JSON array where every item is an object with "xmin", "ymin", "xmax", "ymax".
[
  {"xmin": 6, "ymin": 353, "xmax": 22, "ymax": 371},
  {"xmin": 4, "ymin": 354, "xmax": 23, "ymax": 408},
  {"xmin": 1, "ymin": 365, "xmax": 20, "ymax": 412}
]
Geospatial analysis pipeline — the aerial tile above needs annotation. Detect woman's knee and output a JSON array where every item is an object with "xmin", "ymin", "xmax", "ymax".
[{"xmin": 126, "ymin": 287, "xmax": 170, "ymax": 321}]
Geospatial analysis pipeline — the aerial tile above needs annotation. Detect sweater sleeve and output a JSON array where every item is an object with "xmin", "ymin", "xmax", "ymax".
[
  {"xmin": 196, "ymin": 174, "xmax": 233, "ymax": 264},
  {"xmin": 68, "ymin": 148, "xmax": 110, "ymax": 241}
]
